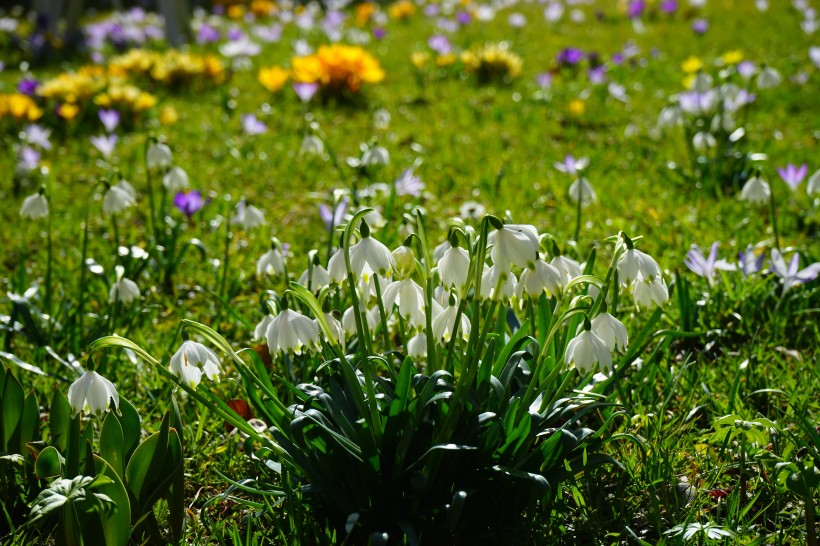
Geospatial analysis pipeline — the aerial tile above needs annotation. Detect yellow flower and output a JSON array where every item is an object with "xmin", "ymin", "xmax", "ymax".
[
  {"xmin": 388, "ymin": 0, "xmax": 416, "ymax": 20},
  {"xmin": 355, "ymin": 3, "xmax": 376, "ymax": 26},
  {"xmin": 411, "ymin": 51, "xmax": 429, "ymax": 69},
  {"xmin": 1, "ymin": 94, "xmax": 44, "ymax": 121},
  {"xmin": 291, "ymin": 44, "xmax": 385, "ymax": 93},
  {"xmin": 58, "ymin": 103, "xmax": 80, "ymax": 121},
  {"xmin": 436, "ymin": 54, "xmax": 456, "ymax": 67},
  {"xmin": 461, "ymin": 43, "xmax": 522, "ymax": 83},
  {"xmin": 135, "ymin": 92, "xmax": 157, "ymax": 111},
  {"xmin": 569, "ymin": 99, "xmax": 585, "ymax": 116},
  {"xmin": 681, "ymin": 56, "xmax": 703, "ymax": 74},
  {"xmin": 250, "ymin": 0, "xmax": 276, "ymax": 16},
  {"xmin": 258, "ymin": 66, "xmax": 290, "ymax": 92},
  {"xmin": 227, "ymin": 4, "xmax": 245, "ymax": 18},
  {"xmin": 722, "ymin": 50, "xmax": 743, "ymax": 65},
  {"xmin": 159, "ymin": 105, "xmax": 179, "ymax": 125}
]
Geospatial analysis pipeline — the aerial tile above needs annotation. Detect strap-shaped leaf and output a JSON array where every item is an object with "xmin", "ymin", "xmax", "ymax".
[
  {"xmin": 100, "ymin": 412, "xmax": 125, "ymax": 479},
  {"xmin": 2, "ymin": 367, "xmax": 24, "ymax": 452}
]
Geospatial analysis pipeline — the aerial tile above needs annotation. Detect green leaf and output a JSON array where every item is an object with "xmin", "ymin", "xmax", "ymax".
[
  {"xmin": 49, "ymin": 387, "xmax": 73, "ymax": 454},
  {"xmin": 100, "ymin": 412, "xmax": 125, "ymax": 479},
  {"xmin": 0, "ymin": 351, "xmax": 46, "ymax": 375},
  {"xmin": 2, "ymin": 367, "xmax": 25, "ymax": 452},
  {"xmin": 91, "ymin": 455, "xmax": 132, "ymax": 546},
  {"xmin": 35, "ymin": 445, "xmax": 64, "ymax": 479},
  {"xmin": 89, "ymin": 336, "xmax": 160, "ymax": 367},
  {"xmin": 117, "ymin": 397, "xmax": 142, "ymax": 462},
  {"xmin": 20, "ymin": 390, "xmax": 40, "ymax": 451}
]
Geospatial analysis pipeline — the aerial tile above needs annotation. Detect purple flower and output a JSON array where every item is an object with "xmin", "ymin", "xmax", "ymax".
[
  {"xmin": 536, "ymin": 72, "xmax": 553, "ymax": 89},
  {"xmin": 588, "ymin": 65, "xmax": 607, "ymax": 85},
  {"xmin": 428, "ymin": 34, "xmax": 452, "ymax": 55},
  {"xmin": 242, "ymin": 114, "xmax": 268, "ymax": 135},
  {"xmin": 319, "ymin": 197, "xmax": 349, "ymax": 230},
  {"xmin": 18, "ymin": 146, "xmax": 41, "ymax": 172},
  {"xmin": 692, "ymin": 19, "xmax": 709, "ymax": 34},
  {"xmin": 98, "ymin": 109, "xmax": 120, "ymax": 133},
  {"xmin": 227, "ymin": 27, "xmax": 245, "ymax": 41},
  {"xmin": 678, "ymin": 90, "xmax": 717, "ymax": 115},
  {"xmin": 611, "ymin": 53, "xmax": 625, "ymax": 65},
  {"xmin": 424, "ymin": 4, "xmax": 439, "ymax": 17},
  {"xmin": 684, "ymin": 242, "xmax": 736, "ymax": 287},
  {"xmin": 769, "ymin": 249, "xmax": 820, "ymax": 293},
  {"xmin": 18, "ymin": 78, "xmax": 39, "ymax": 96},
  {"xmin": 508, "ymin": 13, "xmax": 527, "ymax": 27},
  {"xmin": 90, "ymin": 134, "xmax": 118, "ymax": 159},
  {"xmin": 456, "ymin": 11, "xmax": 472, "ymax": 25},
  {"xmin": 557, "ymin": 47, "xmax": 585, "ymax": 66},
  {"xmin": 738, "ymin": 245, "xmax": 765, "ymax": 277},
  {"xmin": 736, "ymin": 60, "xmax": 756, "ymax": 79},
  {"xmin": 173, "ymin": 190, "xmax": 205, "ymax": 218},
  {"xmin": 660, "ymin": 0, "xmax": 678, "ymax": 14},
  {"xmin": 197, "ymin": 23, "xmax": 221, "ymax": 44},
  {"xmin": 253, "ymin": 23, "xmax": 282, "ymax": 43},
  {"xmin": 777, "ymin": 163, "xmax": 808, "ymax": 191},
  {"xmin": 24, "ymin": 124, "xmax": 52, "ymax": 150},
  {"xmin": 293, "ymin": 82, "xmax": 319, "ymax": 103},
  {"xmin": 395, "ymin": 168, "xmax": 424, "ymax": 197},
  {"xmin": 554, "ymin": 154, "xmax": 589, "ymax": 177},
  {"xmin": 436, "ymin": 18, "xmax": 458, "ymax": 33},
  {"xmin": 373, "ymin": 27, "xmax": 386, "ymax": 40},
  {"xmin": 627, "ymin": 0, "xmax": 645, "ymax": 18}
]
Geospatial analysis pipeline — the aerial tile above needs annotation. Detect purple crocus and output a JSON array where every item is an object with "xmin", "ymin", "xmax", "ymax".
[
  {"xmin": 424, "ymin": 4, "xmax": 439, "ymax": 17},
  {"xmin": 98, "ymin": 109, "xmax": 120, "ymax": 133},
  {"xmin": 395, "ymin": 168, "xmax": 424, "ymax": 197},
  {"xmin": 428, "ymin": 34, "xmax": 452, "ymax": 55},
  {"xmin": 536, "ymin": 72, "xmax": 553, "ymax": 89},
  {"xmin": 319, "ymin": 197, "xmax": 349, "ymax": 230},
  {"xmin": 738, "ymin": 245, "xmax": 765, "ymax": 277},
  {"xmin": 456, "ymin": 11, "xmax": 472, "ymax": 25},
  {"xmin": 692, "ymin": 19, "xmax": 709, "ymax": 34},
  {"xmin": 557, "ymin": 48, "xmax": 585, "ymax": 66},
  {"xmin": 197, "ymin": 23, "xmax": 221, "ymax": 44},
  {"xmin": 684, "ymin": 242, "xmax": 736, "ymax": 287},
  {"xmin": 293, "ymin": 82, "xmax": 319, "ymax": 103},
  {"xmin": 24, "ymin": 124, "xmax": 52, "ymax": 150},
  {"xmin": 241, "ymin": 114, "xmax": 268, "ymax": 135},
  {"xmin": 627, "ymin": 0, "xmax": 645, "ymax": 18},
  {"xmin": 173, "ymin": 190, "xmax": 205, "ymax": 218},
  {"xmin": 660, "ymin": 0, "xmax": 678, "ymax": 14},
  {"xmin": 588, "ymin": 65, "xmax": 607, "ymax": 85},
  {"xmin": 373, "ymin": 27, "xmax": 386, "ymax": 40},
  {"xmin": 769, "ymin": 249, "xmax": 820, "ymax": 293},
  {"xmin": 90, "ymin": 134, "xmax": 118, "ymax": 159},
  {"xmin": 227, "ymin": 27, "xmax": 245, "ymax": 41},
  {"xmin": 777, "ymin": 163, "xmax": 808, "ymax": 191},
  {"xmin": 18, "ymin": 147, "xmax": 41, "ymax": 172},
  {"xmin": 18, "ymin": 78, "xmax": 39, "ymax": 96},
  {"xmin": 736, "ymin": 60, "xmax": 756, "ymax": 79},
  {"xmin": 554, "ymin": 154, "xmax": 589, "ymax": 177}
]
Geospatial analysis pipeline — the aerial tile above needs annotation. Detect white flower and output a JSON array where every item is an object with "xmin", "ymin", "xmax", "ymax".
[
  {"xmin": 568, "ymin": 178, "xmax": 596, "ymax": 206},
  {"xmin": 300, "ymin": 135, "xmax": 325, "ymax": 156},
  {"xmin": 565, "ymin": 329, "xmax": 612, "ymax": 374},
  {"xmin": 328, "ymin": 249, "xmax": 349, "ymax": 284},
  {"xmin": 515, "ymin": 259, "xmax": 563, "ymax": 299},
  {"xmin": 739, "ymin": 176, "xmax": 770, "ymax": 204},
  {"xmin": 633, "ymin": 277, "xmax": 669, "ymax": 309},
  {"xmin": 617, "ymin": 248, "xmax": 661, "ymax": 286},
  {"xmin": 657, "ymin": 106, "xmax": 682, "ymax": 128},
  {"xmin": 361, "ymin": 145, "xmax": 390, "ymax": 166},
  {"xmin": 392, "ymin": 246, "xmax": 416, "ymax": 277},
  {"xmin": 147, "ymin": 141, "xmax": 173, "ymax": 171},
  {"xmin": 693, "ymin": 132, "xmax": 716, "ymax": 152},
  {"xmin": 169, "ymin": 340, "xmax": 222, "ymax": 388},
  {"xmin": 265, "ymin": 308, "xmax": 320, "ymax": 356},
  {"xmin": 551, "ymin": 255, "xmax": 583, "ymax": 284},
  {"xmin": 431, "ymin": 302, "xmax": 470, "ymax": 343},
  {"xmin": 480, "ymin": 264, "xmax": 517, "ymax": 302},
  {"xmin": 349, "ymin": 233, "xmax": 396, "ymax": 280},
  {"xmin": 103, "ymin": 183, "xmax": 136, "ymax": 215},
  {"xmin": 590, "ymin": 312, "xmax": 628, "ymax": 352},
  {"xmin": 256, "ymin": 247, "xmax": 286, "ymax": 277},
  {"xmin": 407, "ymin": 332, "xmax": 427, "ymax": 361},
  {"xmin": 163, "ymin": 166, "xmax": 189, "ymax": 192},
  {"xmin": 458, "ymin": 201, "xmax": 486, "ymax": 220},
  {"xmin": 316, "ymin": 312, "xmax": 345, "ymax": 348},
  {"xmin": 438, "ymin": 245, "xmax": 471, "ymax": 291},
  {"xmin": 807, "ymin": 169, "xmax": 820, "ymax": 196},
  {"xmin": 233, "ymin": 201, "xmax": 266, "ymax": 229},
  {"xmin": 253, "ymin": 314, "xmax": 273, "ymax": 341},
  {"xmin": 756, "ymin": 66, "xmax": 782, "ymax": 89},
  {"xmin": 299, "ymin": 265, "xmax": 330, "ymax": 291},
  {"xmin": 489, "ymin": 224, "xmax": 540, "ymax": 271},
  {"xmin": 20, "ymin": 191, "xmax": 49, "ymax": 219},
  {"xmin": 382, "ymin": 278, "xmax": 425, "ymax": 324},
  {"xmin": 109, "ymin": 265, "xmax": 140, "ymax": 304},
  {"xmin": 67, "ymin": 370, "xmax": 119, "ymax": 417},
  {"xmin": 342, "ymin": 305, "xmax": 380, "ymax": 337}
]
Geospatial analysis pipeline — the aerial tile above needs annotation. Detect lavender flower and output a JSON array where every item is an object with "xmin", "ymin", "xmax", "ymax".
[
  {"xmin": 738, "ymin": 246, "xmax": 765, "ymax": 277},
  {"xmin": 197, "ymin": 23, "xmax": 221, "ymax": 44},
  {"xmin": 692, "ymin": 19, "xmax": 709, "ymax": 34},
  {"xmin": 18, "ymin": 147, "xmax": 41, "ymax": 172},
  {"xmin": 588, "ymin": 65, "xmax": 607, "ymax": 85},
  {"xmin": 242, "ymin": 114, "xmax": 268, "ymax": 135},
  {"xmin": 536, "ymin": 72, "xmax": 553, "ymax": 89},
  {"xmin": 293, "ymin": 82, "xmax": 319, "ymax": 103},
  {"xmin": 660, "ymin": 0, "xmax": 678, "ymax": 13},
  {"xmin": 90, "ymin": 134, "xmax": 118, "ymax": 159},
  {"xmin": 684, "ymin": 242, "xmax": 736, "ymax": 287},
  {"xmin": 24, "ymin": 124, "xmax": 52, "ymax": 150},
  {"xmin": 395, "ymin": 168, "xmax": 424, "ymax": 197},
  {"xmin": 173, "ymin": 190, "xmax": 205, "ymax": 218},
  {"xmin": 627, "ymin": 0, "xmax": 645, "ymax": 18},
  {"xmin": 98, "ymin": 109, "xmax": 120, "ymax": 133},
  {"xmin": 769, "ymin": 249, "xmax": 820, "ymax": 293},
  {"xmin": 18, "ymin": 77, "xmax": 39, "ymax": 96},
  {"xmin": 777, "ymin": 163, "xmax": 808, "ymax": 191},
  {"xmin": 557, "ymin": 48, "xmax": 585, "ymax": 66},
  {"xmin": 319, "ymin": 197, "xmax": 349, "ymax": 230},
  {"xmin": 428, "ymin": 35, "xmax": 452, "ymax": 55},
  {"xmin": 456, "ymin": 11, "xmax": 472, "ymax": 25},
  {"xmin": 554, "ymin": 154, "xmax": 589, "ymax": 177}
]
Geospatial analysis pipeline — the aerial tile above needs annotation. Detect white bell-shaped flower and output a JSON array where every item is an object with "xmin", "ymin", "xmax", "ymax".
[
  {"xmin": 147, "ymin": 141, "xmax": 173, "ymax": 171},
  {"xmin": 807, "ymin": 169, "xmax": 820, "ymax": 196},
  {"xmin": 163, "ymin": 166, "xmax": 189, "ymax": 192},
  {"xmin": 431, "ymin": 302, "xmax": 471, "ymax": 343},
  {"xmin": 316, "ymin": 312, "xmax": 345, "ymax": 349},
  {"xmin": 103, "ymin": 183, "xmax": 136, "ymax": 215},
  {"xmin": 109, "ymin": 265, "xmax": 140, "ymax": 304},
  {"xmin": 489, "ymin": 223, "xmax": 539, "ymax": 271},
  {"xmin": 438, "ymin": 244, "xmax": 471, "ymax": 291},
  {"xmin": 233, "ymin": 201, "xmax": 266, "ymax": 229},
  {"xmin": 299, "ymin": 264, "xmax": 330, "ymax": 291},
  {"xmin": 550, "ymin": 255, "xmax": 583, "ymax": 284},
  {"xmin": 756, "ymin": 66, "xmax": 782, "ymax": 89},
  {"xmin": 739, "ymin": 176, "xmax": 770, "ymax": 204},
  {"xmin": 633, "ymin": 277, "xmax": 669, "ymax": 309},
  {"xmin": 257, "ymin": 245, "xmax": 286, "ymax": 277},
  {"xmin": 515, "ymin": 258, "xmax": 563, "ymax": 299},
  {"xmin": 169, "ymin": 339, "xmax": 222, "ymax": 388},
  {"xmin": 265, "ymin": 307, "xmax": 320, "ymax": 356},
  {"xmin": 20, "ymin": 191, "xmax": 49, "ymax": 219},
  {"xmin": 327, "ymin": 249, "xmax": 349, "ymax": 284},
  {"xmin": 568, "ymin": 177, "xmax": 596, "ymax": 207},
  {"xmin": 617, "ymin": 247, "xmax": 661, "ymax": 286},
  {"xmin": 382, "ymin": 278, "xmax": 425, "ymax": 324},
  {"xmin": 349, "ymin": 223, "xmax": 396, "ymax": 280},
  {"xmin": 342, "ymin": 305, "xmax": 380, "ymax": 337},
  {"xmin": 253, "ymin": 314, "xmax": 273, "ymax": 341},
  {"xmin": 590, "ymin": 311, "xmax": 628, "ymax": 352},
  {"xmin": 480, "ymin": 264, "xmax": 517, "ymax": 302},
  {"xmin": 565, "ymin": 324, "xmax": 612, "ymax": 374},
  {"xmin": 407, "ymin": 332, "xmax": 427, "ymax": 361},
  {"xmin": 67, "ymin": 370, "xmax": 119, "ymax": 417}
]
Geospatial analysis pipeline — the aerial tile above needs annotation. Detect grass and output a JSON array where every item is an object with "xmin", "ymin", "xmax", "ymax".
[{"xmin": 0, "ymin": 0, "xmax": 818, "ymax": 544}]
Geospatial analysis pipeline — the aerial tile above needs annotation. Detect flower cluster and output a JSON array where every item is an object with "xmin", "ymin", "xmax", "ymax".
[
  {"xmin": 461, "ymin": 42, "xmax": 523, "ymax": 83},
  {"xmin": 0, "ymin": 93, "xmax": 44, "ymax": 122},
  {"xmin": 290, "ymin": 44, "xmax": 385, "ymax": 94},
  {"xmin": 108, "ymin": 49, "xmax": 227, "ymax": 87}
]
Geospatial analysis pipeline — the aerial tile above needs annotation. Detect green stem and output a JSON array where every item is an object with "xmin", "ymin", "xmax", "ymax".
[
  {"xmin": 574, "ymin": 178, "xmax": 583, "ymax": 243},
  {"xmin": 768, "ymin": 186, "xmax": 781, "ymax": 253}
]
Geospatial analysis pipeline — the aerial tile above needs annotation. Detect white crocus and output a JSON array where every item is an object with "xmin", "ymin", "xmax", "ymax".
[
  {"xmin": 102, "ymin": 183, "xmax": 136, "ymax": 215},
  {"xmin": 568, "ymin": 177, "xmax": 596, "ymax": 207},
  {"xmin": 233, "ymin": 201, "xmax": 266, "ymax": 229},
  {"xmin": 163, "ymin": 166, "xmax": 189, "ymax": 192},
  {"xmin": 480, "ymin": 264, "xmax": 517, "ymax": 302},
  {"xmin": 20, "ymin": 191, "xmax": 49, "ymax": 219},
  {"xmin": 169, "ymin": 340, "xmax": 222, "ymax": 388},
  {"xmin": 67, "ymin": 370, "xmax": 119, "ymax": 417},
  {"xmin": 382, "ymin": 278, "xmax": 425, "ymax": 324},
  {"xmin": 590, "ymin": 312, "xmax": 628, "ymax": 352},
  {"xmin": 515, "ymin": 258, "xmax": 563, "ymax": 299},
  {"xmin": 565, "ymin": 327, "xmax": 612, "ymax": 374},
  {"xmin": 739, "ymin": 176, "xmax": 770, "ymax": 204},
  {"xmin": 438, "ymin": 244, "xmax": 471, "ymax": 291},
  {"xmin": 490, "ymin": 223, "xmax": 540, "ymax": 271},
  {"xmin": 431, "ymin": 302, "xmax": 471, "ymax": 343},
  {"xmin": 265, "ymin": 308, "xmax": 320, "ymax": 356},
  {"xmin": 147, "ymin": 141, "xmax": 173, "ymax": 171},
  {"xmin": 109, "ymin": 265, "xmax": 140, "ymax": 304}
]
